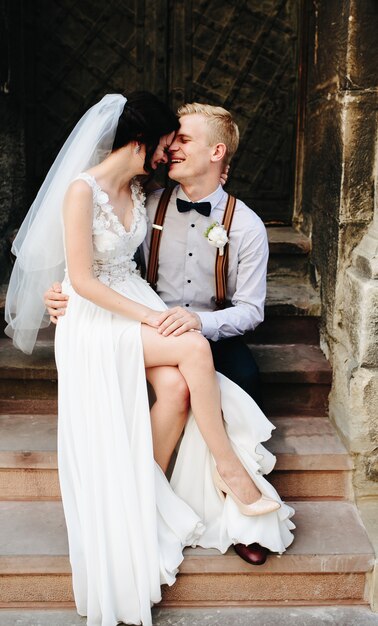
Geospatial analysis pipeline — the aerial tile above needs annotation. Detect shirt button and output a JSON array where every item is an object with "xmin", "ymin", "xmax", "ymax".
[
  {"xmin": 187, "ymin": 279, "xmax": 191, "ymax": 283},
  {"xmin": 191, "ymin": 224, "xmax": 195, "ymax": 228},
  {"xmin": 188, "ymin": 252, "xmax": 193, "ymax": 256}
]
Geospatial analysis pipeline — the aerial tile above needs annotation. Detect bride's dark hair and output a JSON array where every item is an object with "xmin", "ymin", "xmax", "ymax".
[{"xmin": 112, "ymin": 91, "xmax": 179, "ymax": 171}]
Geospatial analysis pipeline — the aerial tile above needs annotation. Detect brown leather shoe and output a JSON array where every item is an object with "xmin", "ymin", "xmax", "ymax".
[{"xmin": 234, "ymin": 542, "xmax": 269, "ymax": 565}]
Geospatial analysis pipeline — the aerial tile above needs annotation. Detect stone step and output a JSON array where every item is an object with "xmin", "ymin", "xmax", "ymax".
[
  {"xmin": 267, "ymin": 227, "xmax": 311, "ymax": 256},
  {"xmin": 269, "ymin": 416, "xmax": 353, "ymax": 499},
  {"xmin": 252, "ymin": 344, "xmax": 332, "ymax": 416},
  {"xmin": 267, "ymin": 226, "xmax": 312, "ymax": 279},
  {"xmin": 247, "ymin": 315, "xmax": 320, "ymax": 345},
  {"xmin": 2, "ymin": 306, "xmax": 322, "ymax": 343},
  {"xmin": 1, "ymin": 283, "xmax": 320, "ymax": 345},
  {"xmin": 0, "ymin": 501, "xmax": 373, "ymax": 606},
  {"xmin": 2, "ymin": 606, "xmax": 378, "ymax": 625},
  {"xmin": 0, "ymin": 415, "xmax": 352, "ymax": 501},
  {"xmin": 0, "ymin": 340, "xmax": 332, "ymax": 417},
  {"xmin": 265, "ymin": 278, "xmax": 320, "ymax": 317},
  {"xmin": 0, "ymin": 340, "xmax": 57, "ymax": 414}
]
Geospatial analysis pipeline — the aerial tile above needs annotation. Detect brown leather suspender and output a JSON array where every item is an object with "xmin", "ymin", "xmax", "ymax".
[
  {"xmin": 146, "ymin": 187, "xmax": 236, "ymax": 308},
  {"xmin": 215, "ymin": 194, "xmax": 236, "ymax": 308},
  {"xmin": 146, "ymin": 187, "xmax": 174, "ymax": 289}
]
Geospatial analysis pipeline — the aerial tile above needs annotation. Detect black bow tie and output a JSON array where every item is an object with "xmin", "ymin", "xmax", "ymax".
[{"xmin": 176, "ymin": 198, "xmax": 212, "ymax": 217}]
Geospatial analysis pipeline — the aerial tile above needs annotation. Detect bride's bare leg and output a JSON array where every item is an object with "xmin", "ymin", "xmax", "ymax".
[
  {"xmin": 146, "ymin": 366, "xmax": 190, "ymax": 473},
  {"xmin": 141, "ymin": 325, "xmax": 261, "ymax": 504}
]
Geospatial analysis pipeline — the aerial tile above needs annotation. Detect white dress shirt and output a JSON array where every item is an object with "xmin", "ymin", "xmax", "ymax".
[{"xmin": 143, "ymin": 185, "xmax": 268, "ymax": 342}]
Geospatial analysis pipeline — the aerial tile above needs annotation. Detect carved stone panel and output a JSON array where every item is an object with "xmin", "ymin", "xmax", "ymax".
[
  {"xmin": 23, "ymin": 0, "xmax": 168, "ymax": 200},
  {"xmin": 171, "ymin": 0, "xmax": 300, "ymax": 223},
  {"xmin": 22, "ymin": 0, "xmax": 299, "ymax": 223}
]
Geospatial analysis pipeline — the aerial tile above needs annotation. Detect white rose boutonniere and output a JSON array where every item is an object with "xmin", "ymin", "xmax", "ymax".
[{"xmin": 204, "ymin": 222, "xmax": 229, "ymax": 256}]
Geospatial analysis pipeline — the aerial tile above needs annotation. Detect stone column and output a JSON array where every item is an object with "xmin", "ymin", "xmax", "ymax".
[
  {"xmin": 330, "ymin": 167, "xmax": 378, "ymax": 495},
  {"xmin": 330, "ymin": 162, "xmax": 378, "ymax": 611}
]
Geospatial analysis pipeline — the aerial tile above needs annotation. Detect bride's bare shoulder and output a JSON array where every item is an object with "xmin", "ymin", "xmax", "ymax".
[
  {"xmin": 65, "ymin": 178, "xmax": 93, "ymax": 201},
  {"xmin": 63, "ymin": 179, "xmax": 94, "ymax": 219}
]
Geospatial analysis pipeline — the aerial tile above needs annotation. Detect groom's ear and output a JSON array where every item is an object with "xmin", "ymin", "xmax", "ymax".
[{"xmin": 210, "ymin": 143, "xmax": 227, "ymax": 163}]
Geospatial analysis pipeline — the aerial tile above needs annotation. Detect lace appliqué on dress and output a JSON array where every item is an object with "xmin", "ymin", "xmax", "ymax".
[{"xmin": 72, "ymin": 173, "xmax": 147, "ymax": 287}]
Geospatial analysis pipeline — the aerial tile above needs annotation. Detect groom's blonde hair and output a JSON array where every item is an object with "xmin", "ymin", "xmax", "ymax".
[{"xmin": 177, "ymin": 103, "xmax": 239, "ymax": 165}]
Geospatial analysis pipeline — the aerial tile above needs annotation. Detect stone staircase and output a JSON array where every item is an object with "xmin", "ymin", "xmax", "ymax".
[{"xmin": 0, "ymin": 227, "xmax": 375, "ymax": 615}]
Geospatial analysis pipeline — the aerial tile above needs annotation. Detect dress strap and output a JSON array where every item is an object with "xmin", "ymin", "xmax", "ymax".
[{"xmin": 74, "ymin": 172, "xmax": 98, "ymax": 190}]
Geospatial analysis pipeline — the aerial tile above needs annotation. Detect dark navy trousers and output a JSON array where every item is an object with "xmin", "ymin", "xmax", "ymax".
[{"xmin": 209, "ymin": 336, "xmax": 261, "ymax": 406}]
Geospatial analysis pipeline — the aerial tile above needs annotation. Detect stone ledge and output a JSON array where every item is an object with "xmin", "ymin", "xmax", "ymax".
[
  {"xmin": 0, "ymin": 340, "xmax": 331, "ymax": 384},
  {"xmin": 270, "ymin": 417, "xmax": 353, "ymax": 470},
  {"xmin": 252, "ymin": 344, "xmax": 332, "ymax": 384},
  {"xmin": 0, "ymin": 340, "xmax": 56, "ymax": 380},
  {"xmin": 267, "ymin": 227, "xmax": 311, "ymax": 255},
  {"xmin": 0, "ymin": 415, "xmax": 350, "ymax": 472},
  {"xmin": 0, "ymin": 501, "xmax": 373, "ymax": 575},
  {"xmin": 266, "ymin": 280, "xmax": 321, "ymax": 317},
  {"xmin": 4, "ymin": 606, "xmax": 378, "ymax": 626}
]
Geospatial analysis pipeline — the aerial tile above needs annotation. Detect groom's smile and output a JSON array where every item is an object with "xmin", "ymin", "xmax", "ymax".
[{"xmin": 168, "ymin": 114, "xmax": 215, "ymax": 184}]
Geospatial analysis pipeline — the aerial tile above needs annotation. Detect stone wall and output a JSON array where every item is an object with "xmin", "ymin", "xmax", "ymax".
[{"xmin": 297, "ymin": 0, "xmax": 378, "ymax": 502}]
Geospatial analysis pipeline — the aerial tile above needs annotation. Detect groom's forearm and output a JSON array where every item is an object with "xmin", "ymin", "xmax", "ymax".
[{"xmin": 197, "ymin": 301, "xmax": 264, "ymax": 342}]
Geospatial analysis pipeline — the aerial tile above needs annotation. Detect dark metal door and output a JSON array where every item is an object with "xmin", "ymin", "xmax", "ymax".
[{"xmin": 24, "ymin": 0, "xmax": 299, "ymax": 223}]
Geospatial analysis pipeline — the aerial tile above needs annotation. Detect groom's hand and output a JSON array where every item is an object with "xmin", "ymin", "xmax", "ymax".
[
  {"xmin": 44, "ymin": 282, "xmax": 69, "ymax": 324},
  {"xmin": 157, "ymin": 307, "xmax": 202, "ymax": 337},
  {"xmin": 220, "ymin": 164, "xmax": 230, "ymax": 186}
]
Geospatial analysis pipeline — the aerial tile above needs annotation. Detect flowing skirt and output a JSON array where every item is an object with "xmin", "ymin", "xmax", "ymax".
[{"xmin": 55, "ymin": 273, "xmax": 294, "ymax": 626}]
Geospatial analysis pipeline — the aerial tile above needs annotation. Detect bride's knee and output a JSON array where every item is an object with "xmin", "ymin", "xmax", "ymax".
[
  {"xmin": 156, "ymin": 368, "xmax": 190, "ymax": 412},
  {"xmin": 185, "ymin": 332, "xmax": 213, "ymax": 366}
]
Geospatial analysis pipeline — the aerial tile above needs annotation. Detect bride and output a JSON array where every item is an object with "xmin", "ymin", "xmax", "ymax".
[{"xmin": 5, "ymin": 92, "xmax": 294, "ymax": 626}]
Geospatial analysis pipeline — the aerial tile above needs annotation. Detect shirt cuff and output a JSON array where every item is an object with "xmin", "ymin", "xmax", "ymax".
[{"xmin": 197, "ymin": 311, "xmax": 220, "ymax": 342}]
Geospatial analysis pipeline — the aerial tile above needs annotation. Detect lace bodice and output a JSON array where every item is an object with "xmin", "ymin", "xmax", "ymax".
[{"xmin": 73, "ymin": 173, "xmax": 147, "ymax": 286}]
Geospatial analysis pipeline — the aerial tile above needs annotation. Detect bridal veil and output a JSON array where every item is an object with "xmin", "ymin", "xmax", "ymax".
[{"xmin": 5, "ymin": 94, "xmax": 126, "ymax": 354}]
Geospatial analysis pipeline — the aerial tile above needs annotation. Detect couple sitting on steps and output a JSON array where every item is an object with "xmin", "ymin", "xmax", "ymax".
[{"xmin": 6, "ymin": 92, "xmax": 294, "ymax": 626}]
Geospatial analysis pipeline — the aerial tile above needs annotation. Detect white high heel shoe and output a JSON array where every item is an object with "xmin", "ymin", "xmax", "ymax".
[{"xmin": 213, "ymin": 467, "xmax": 280, "ymax": 517}]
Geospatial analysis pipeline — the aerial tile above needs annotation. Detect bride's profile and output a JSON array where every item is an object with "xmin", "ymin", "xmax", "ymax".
[{"xmin": 5, "ymin": 92, "xmax": 294, "ymax": 626}]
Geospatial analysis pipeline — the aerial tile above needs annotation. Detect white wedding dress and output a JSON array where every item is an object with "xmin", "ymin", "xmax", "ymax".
[{"xmin": 55, "ymin": 173, "xmax": 295, "ymax": 626}]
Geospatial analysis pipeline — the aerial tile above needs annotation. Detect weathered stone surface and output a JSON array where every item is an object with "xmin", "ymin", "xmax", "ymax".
[
  {"xmin": 359, "ymin": 499, "xmax": 378, "ymax": 612},
  {"xmin": 354, "ymin": 219, "xmax": 378, "ymax": 280},
  {"xmin": 337, "ymin": 92, "xmax": 376, "ymax": 226},
  {"xmin": 344, "ymin": 267, "xmax": 378, "ymax": 367},
  {"xmin": 305, "ymin": 0, "xmax": 349, "ymax": 94},
  {"xmin": 346, "ymin": 1, "xmax": 378, "ymax": 89},
  {"xmin": 329, "ymin": 341, "xmax": 378, "ymax": 497}
]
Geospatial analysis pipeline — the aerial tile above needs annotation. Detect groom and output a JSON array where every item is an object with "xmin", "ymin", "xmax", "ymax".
[{"xmin": 45, "ymin": 102, "xmax": 270, "ymax": 565}]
